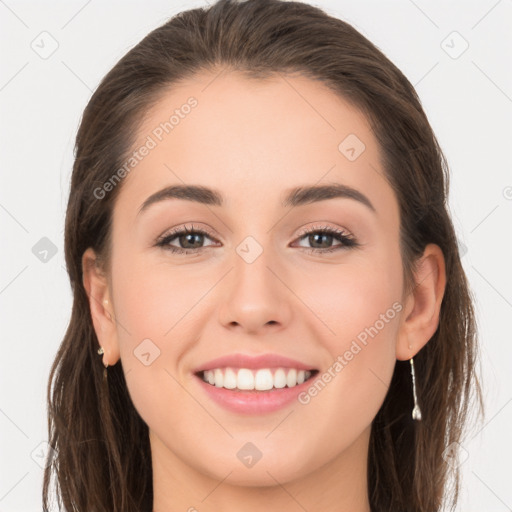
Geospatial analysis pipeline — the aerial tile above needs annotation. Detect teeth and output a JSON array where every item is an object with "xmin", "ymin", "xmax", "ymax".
[
  {"xmin": 238, "ymin": 368, "xmax": 255, "ymax": 390},
  {"xmin": 254, "ymin": 369, "xmax": 273, "ymax": 390},
  {"xmin": 223, "ymin": 368, "xmax": 237, "ymax": 389},
  {"xmin": 287, "ymin": 368, "xmax": 297, "ymax": 388},
  {"xmin": 274, "ymin": 368, "xmax": 287, "ymax": 389},
  {"xmin": 201, "ymin": 367, "xmax": 313, "ymax": 391},
  {"xmin": 214, "ymin": 368, "xmax": 224, "ymax": 388}
]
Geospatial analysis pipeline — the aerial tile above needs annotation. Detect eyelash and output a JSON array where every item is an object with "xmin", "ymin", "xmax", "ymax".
[{"xmin": 155, "ymin": 223, "xmax": 360, "ymax": 255}]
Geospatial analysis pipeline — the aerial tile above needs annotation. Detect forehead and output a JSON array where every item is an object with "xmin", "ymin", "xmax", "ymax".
[{"xmin": 114, "ymin": 69, "xmax": 396, "ymax": 222}]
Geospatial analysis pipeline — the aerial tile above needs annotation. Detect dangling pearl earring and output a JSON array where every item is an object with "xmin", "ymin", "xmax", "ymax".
[{"xmin": 409, "ymin": 357, "xmax": 422, "ymax": 421}]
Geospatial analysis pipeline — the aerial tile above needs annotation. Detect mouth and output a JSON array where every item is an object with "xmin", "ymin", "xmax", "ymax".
[{"xmin": 194, "ymin": 367, "xmax": 320, "ymax": 392}]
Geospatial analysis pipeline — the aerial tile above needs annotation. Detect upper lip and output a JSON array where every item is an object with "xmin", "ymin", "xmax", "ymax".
[{"xmin": 192, "ymin": 353, "xmax": 318, "ymax": 374}]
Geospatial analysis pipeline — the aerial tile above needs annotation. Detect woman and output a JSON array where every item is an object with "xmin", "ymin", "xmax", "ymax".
[{"xmin": 43, "ymin": 0, "xmax": 483, "ymax": 510}]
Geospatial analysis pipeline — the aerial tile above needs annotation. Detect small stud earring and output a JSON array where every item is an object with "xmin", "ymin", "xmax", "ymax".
[
  {"xmin": 409, "ymin": 357, "xmax": 422, "ymax": 421},
  {"xmin": 97, "ymin": 346, "xmax": 109, "ymax": 380},
  {"xmin": 97, "ymin": 346, "xmax": 108, "ymax": 365}
]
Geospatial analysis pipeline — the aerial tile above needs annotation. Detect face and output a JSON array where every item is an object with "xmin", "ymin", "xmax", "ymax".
[{"xmin": 101, "ymin": 69, "xmax": 405, "ymax": 486}]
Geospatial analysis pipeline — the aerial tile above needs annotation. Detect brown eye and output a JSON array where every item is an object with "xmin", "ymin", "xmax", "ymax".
[
  {"xmin": 155, "ymin": 225, "xmax": 218, "ymax": 254},
  {"xmin": 293, "ymin": 226, "xmax": 359, "ymax": 254}
]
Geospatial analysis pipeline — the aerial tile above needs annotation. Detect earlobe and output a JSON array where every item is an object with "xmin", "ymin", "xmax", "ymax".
[
  {"xmin": 81, "ymin": 248, "xmax": 120, "ymax": 366},
  {"xmin": 396, "ymin": 243, "xmax": 446, "ymax": 361}
]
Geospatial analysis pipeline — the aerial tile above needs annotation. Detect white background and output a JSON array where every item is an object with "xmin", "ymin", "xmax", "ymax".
[{"xmin": 1, "ymin": 0, "xmax": 511, "ymax": 510}]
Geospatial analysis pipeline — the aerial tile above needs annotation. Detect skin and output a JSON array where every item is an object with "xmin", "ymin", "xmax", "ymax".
[{"xmin": 83, "ymin": 69, "xmax": 446, "ymax": 512}]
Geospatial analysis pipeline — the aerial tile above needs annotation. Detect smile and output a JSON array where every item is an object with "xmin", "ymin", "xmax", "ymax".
[{"xmin": 198, "ymin": 367, "xmax": 318, "ymax": 391}]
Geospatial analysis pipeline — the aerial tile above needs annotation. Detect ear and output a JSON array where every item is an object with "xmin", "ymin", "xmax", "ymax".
[
  {"xmin": 82, "ymin": 247, "xmax": 120, "ymax": 367},
  {"xmin": 396, "ymin": 243, "xmax": 446, "ymax": 361}
]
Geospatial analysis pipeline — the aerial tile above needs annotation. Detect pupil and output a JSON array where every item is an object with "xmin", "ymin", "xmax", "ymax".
[
  {"xmin": 310, "ymin": 233, "xmax": 332, "ymax": 248},
  {"xmin": 181, "ymin": 233, "xmax": 203, "ymax": 249}
]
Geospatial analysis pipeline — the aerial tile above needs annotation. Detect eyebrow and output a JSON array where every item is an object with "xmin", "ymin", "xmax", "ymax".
[{"xmin": 137, "ymin": 183, "xmax": 376, "ymax": 216}]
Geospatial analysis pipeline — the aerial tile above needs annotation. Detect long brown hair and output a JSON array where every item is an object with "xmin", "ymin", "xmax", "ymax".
[{"xmin": 43, "ymin": 1, "xmax": 483, "ymax": 510}]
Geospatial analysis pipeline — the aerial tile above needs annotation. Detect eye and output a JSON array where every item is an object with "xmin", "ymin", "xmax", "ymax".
[
  {"xmin": 292, "ymin": 225, "xmax": 359, "ymax": 254},
  {"xmin": 155, "ymin": 224, "xmax": 218, "ymax": 254}
]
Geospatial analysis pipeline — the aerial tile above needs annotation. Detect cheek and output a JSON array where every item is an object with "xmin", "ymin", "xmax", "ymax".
[
  {"xmin": 110, "ymin": 256, "xmax": 211, "ymax": 418},
  {"xmin": 112, "ymin": 255, "xmax": 208, "ymax": 340},
  {"xmin": 299, "ymin": 253, "xmax": 402, "ymax": 419},
  {"xmin": 302, "ymin": 251, "xmax": 403, "ymax": 352},
  {"xmin": 111, "ymin": 307, "xmax": 181, "ymax": 440}
]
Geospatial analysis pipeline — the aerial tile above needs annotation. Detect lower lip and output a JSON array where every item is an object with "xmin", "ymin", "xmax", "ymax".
[{"xmin": 194, "ymin": 373, "xmax": 316, "ymax": 415}]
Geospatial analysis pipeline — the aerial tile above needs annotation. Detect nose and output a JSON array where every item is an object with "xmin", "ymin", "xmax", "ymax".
[{"xmin": 218, "ymin": 242, "xmax": 293, "ymax": 335}]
